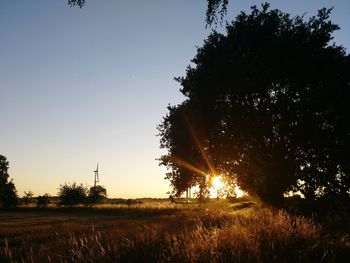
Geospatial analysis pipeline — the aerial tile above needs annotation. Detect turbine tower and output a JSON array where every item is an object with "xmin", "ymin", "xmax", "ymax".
[
  {"xmin": 94, "ymin": 163, "xmax": 99, "ymax": 187},
  {"xmin": 186, "ymin": 187, "xmax": 191, "ymax": 203}
]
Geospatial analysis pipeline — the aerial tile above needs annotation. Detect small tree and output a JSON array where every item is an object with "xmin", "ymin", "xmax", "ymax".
[
  {"xmin": 58, "ymin": 182, "xmax": 87, "ymax": 206},
  {"xmin": 23, "ymin": 191, "xmax": 34, "ymax": 205},
  {"xmin": 88, "ymin": 185, "xmax": 107, "ymax": 205},
  {"xmin": 0, "ymin": 155, "xmax": 18, "ymax": 207},
  {"xmin": 36, "ymin": 194, "xmax": 50, "ymax": 208}
]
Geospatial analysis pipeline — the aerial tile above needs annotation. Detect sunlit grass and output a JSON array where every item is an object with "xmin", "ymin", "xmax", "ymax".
[{"xmin": 0, "ymin": 201, "xmax": 349, "ymax": 262}]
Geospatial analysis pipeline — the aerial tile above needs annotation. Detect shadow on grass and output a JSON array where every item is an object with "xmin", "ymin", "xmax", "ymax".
[
  {"xmin": 0, "ymin": 206, "xmax": 182, "ymax": 220},
  {"xmin": 231, "ymin": 201, "xmax": 256, "ymax": 211}
]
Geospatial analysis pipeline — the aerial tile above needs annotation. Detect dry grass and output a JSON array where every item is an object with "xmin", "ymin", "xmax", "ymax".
[{"xmin": 0, "ymin": 202, "xmax": 349, "ymax": 262}]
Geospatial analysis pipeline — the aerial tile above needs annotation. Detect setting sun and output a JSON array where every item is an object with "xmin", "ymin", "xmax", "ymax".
[
  {"xmin": 209, "ymin": 176, "xmax": 245, "ymax": 198},
  {"xmin": 234, "ymin": 186, "xmax": 245, "ymax": 198},
  {"xmin": 212, "ymin": 176, "xmax": 225, "ymax": 189}
]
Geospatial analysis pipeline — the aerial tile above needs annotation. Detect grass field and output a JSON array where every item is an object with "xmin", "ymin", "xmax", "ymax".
[{"xmin": 0, "ymin": 200, "xmax": 349, "ymax": 262}]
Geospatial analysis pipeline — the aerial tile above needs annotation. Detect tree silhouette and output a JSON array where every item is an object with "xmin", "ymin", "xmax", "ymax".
[
  {"xmin": 158, "ymin": 4, "xmax": 350, "ymax": 206},
  {"xmin": 88, "ymin": 185, "xmax": 107, "ymax": 205},
  {"xmin": 23, "ymin": 190, "xmax": 34, "ymax": 205},
  {"xmin": 66, "ymin": 0, "xmax": 229, "ymax": 26},
  {"xmin": 58, "ymin": 182, "xmax": 87, "ymax": 206},
  {"xmin": 67, "ymin": 0, "xmax": 84, "ymax": 8},
  {"xmin": 36, "ymin": 194, "xmax": 50, "ymax": 208},
  {"xmin": 206, "ymin": 0, "xmax": 229, "ymax": 25},
  {"xmin": 0, "ymin": 155, "xmax": 18, "ymax": 207}
]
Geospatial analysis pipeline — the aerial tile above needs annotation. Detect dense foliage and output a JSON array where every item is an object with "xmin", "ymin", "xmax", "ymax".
[
  {"xmin": 158, "ymin": 4, "xmax": 350, "ymax": 205},
  {"xmin": 58, "ymin": 182, "xmax": 88, "ymax": 206},
  {"xmin": 36, "ymin": 194, "xmax": 50, "ymax": 208},
  {"xmin": 58, "ymin": 183, "xmax": 107, "ymax": 206},
  {"xmin": 0, "ymin": 155, "xmax": 18, "ymax": 207},
  {"xmin": 88, "ymin": 185, "xmax": 107, "ymax": 204}
]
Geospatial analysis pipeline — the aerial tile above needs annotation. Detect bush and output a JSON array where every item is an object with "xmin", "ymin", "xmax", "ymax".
[
  {"xmin": 36, "ymin": 194, "xmax": 50, "ymax": 208},
  {"xmin": 22, "ymin": 190, "xmax": 34, "ymax": 205},
  {"xmin": 88, "ymin": 185, "xmax": 107, "ymax": 205},
  {"xmin": 58, "ymin": 182, "xmax": 87, "ymax": 206}
]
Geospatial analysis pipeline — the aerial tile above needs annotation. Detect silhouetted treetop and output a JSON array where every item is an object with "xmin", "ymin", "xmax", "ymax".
[
  {"xmin": 206, "ymin": 0, "xmax": 229, "ymax": 25},
  {"xmin": 58, "ymin": 182, "xmax": 87, "ymax": 206},
  {"xmin": 66, "ymin": 0, "xmax": 229, "ymax": 26},
  {"xmin": 159, "ymin": 4, "xmax": 350, "ymax": 206},
  {"xmin": 67, "ymin": 0, "xmax": 84, "ymax": 8},
  {"xmin": 88, "ymin": 185, "xmax": 107, "ymax": 204},
  {"xmin": 0, "ymin": 155, "xmax": 18, "ymax": 207}
]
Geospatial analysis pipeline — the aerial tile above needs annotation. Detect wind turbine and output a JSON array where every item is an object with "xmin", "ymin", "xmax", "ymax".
[
  {"xmin": 186, "ymin": 187, "xmax": 191, "ymax": 203},
  {"xmin": 94, "ymin": 163, "xmax": 99, "ymax": 187}
]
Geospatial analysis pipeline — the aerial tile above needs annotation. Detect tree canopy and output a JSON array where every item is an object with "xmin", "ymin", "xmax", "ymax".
[
  {"xmin": 158, "ymin": 4, "xmax": 350, "ymax": 205},
  {"xmin": 88, "ymin": 185, "xmax": 107, "ymax": 204},
  {"xmin": 58, "ymin": 182, "xmax": 88, "ymax": 206},
  {"xmin": 58, "ymin": 182, "xmax": 107, "ymax": 206},
  {"xmin": 206, "ymin": 0, "xmax": 229, "ymax": 25},
  {"xmin": 0, "ymin": 155, "xmax": 18, "ymax": 207},
  {"xmin": 36, "ymin": 194, "xmax": 50, "ymax": 208}
]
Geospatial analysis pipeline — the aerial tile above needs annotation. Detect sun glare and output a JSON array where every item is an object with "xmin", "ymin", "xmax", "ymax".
[
  {"xmin": 234, "ymin": 185, "xmax": 245, "ymax": 198},
  {"xmin": 212, "ymin": 176, "xmax": 224, "ymax": 189},
  {"xmin": 209, "ymin": 176, "xmax": 245, "ymax": 198}
]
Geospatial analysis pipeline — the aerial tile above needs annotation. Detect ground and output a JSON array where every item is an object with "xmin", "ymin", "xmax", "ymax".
[{"xmin": 0, "ymin": 200, "xmax": 349, "ymax": 262}]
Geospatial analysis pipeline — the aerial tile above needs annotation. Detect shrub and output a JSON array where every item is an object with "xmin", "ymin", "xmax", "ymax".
[
  {"xmin": 36, "ymin": 194, "xmax": 50, "ymax": 208},
  {"xmin": 88, "ymin": 185, "xmax": 107, "ymax": 205},
  {"xmin": 58, "ymin": 182, "xmax": 87, "ymax": 206},
  {"xmin": 23, "ymin": 190, "xmax": 34, "ymax": 205}
]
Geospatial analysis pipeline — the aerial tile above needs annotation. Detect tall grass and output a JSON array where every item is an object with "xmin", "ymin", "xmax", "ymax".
[{"xmin": 1, "ymin": 207, "xmax": 348, "ymax": 262}]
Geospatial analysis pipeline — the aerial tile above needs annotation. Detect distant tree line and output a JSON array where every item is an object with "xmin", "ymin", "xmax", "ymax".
[
  {"xmin": 58, "ymin": 183, "xmax": 107, "ymax": 206},
  {"xmin": 0, "ymin": 155, "xmax": 107, "ymax": 208}
]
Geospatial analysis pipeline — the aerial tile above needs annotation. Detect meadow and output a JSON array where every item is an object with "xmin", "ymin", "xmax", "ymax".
[{"xmin": 0, "ymin": 200, "xmax": 349, "ymax": 263}]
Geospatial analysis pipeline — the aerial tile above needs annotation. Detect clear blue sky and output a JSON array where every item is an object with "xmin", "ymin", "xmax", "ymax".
[{"xmin": 1, "ymin": 0, "xmax": 349, "ymax": 198}]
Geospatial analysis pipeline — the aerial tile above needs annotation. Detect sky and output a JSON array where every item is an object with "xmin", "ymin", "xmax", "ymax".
[{"xmin": 1, "ymin": 0, "xmax": 349, "ymax": 198}]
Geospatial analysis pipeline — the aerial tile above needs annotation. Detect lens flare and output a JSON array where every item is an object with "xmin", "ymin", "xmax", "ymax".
[
  {"xmin": 209, "ymin": 176, "xmax": 245, "ymax": 198},
  {"xmin": 234, "ymin": 185, "xmax": 245, "ymax": 198}
]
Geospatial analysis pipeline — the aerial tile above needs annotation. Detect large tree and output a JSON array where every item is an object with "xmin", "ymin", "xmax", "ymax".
[
  {"xmin": 158, "ymin": 4, "xmax": 350, "ymax": 205},
  {"xmin": 0, "ymin": 155, "xmax": 18, "ymax": 207}
]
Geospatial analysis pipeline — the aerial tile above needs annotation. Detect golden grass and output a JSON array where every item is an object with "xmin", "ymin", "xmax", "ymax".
[{"xmin": 0, "ymin": 202, "xmax": 349, "ymax": 262}]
